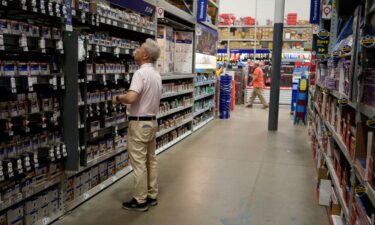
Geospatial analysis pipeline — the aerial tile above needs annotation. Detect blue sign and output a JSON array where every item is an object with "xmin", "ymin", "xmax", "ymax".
[
  {"xmin": 65, "ymin": 0, "xmax": 73, "ymax": 31},
  {"xmin": 109, "ymin": 0, "xmax": 155, "ymax": 16},
  {"xmin": 217, "ymin": 49, "xmax": 271, "ymax": 54},
  {"xmin": 197, "ymin": 0, "xmax": 208, "ymax": 22},
  {"xmin": 309, "ymin": 0, "xmax": 321, "ymax": 24}
]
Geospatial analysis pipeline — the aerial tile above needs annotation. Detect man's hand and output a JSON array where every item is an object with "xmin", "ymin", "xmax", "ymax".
[{"xmin": 112, "ymin": 95, "xmax": 119, "ymax": 104}]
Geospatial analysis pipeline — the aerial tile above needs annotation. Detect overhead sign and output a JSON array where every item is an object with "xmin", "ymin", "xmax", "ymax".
[
  {"xmin": 197, "ymin": 0, "xmax": 208, "ymax": 22},
  {"xmin": 322, "ymin": 5, "xmax": 332, "ymax": 19},
  {"xmin": 313, "ymin": 29, "xmax": 330, "ymax": 59},
  {"xmin": 156, "ymin": 7, "xmax": 164, "ymax": 18},
  {"xmin": 109, "ymin": 0, "xmax": 155, "ymax": 16},
  {"xmin": 309, "ymin": 0, "xmax": 321, "ymax": 24}
]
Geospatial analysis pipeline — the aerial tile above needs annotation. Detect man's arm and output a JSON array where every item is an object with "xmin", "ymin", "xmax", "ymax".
[{"xmin": 114, "ymin": 91, "xmax": 139, "ymax": 104}]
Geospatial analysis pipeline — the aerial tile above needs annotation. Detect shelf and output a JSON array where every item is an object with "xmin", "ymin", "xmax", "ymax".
[
  {"xmin": 208, "ymin": 0, "xmax": 219, "ymax": 8},
  {"xmin": 194, "ymin": 92, "xmax": 215, "ymax": 101},
  {"xmin": 34, "ymin": 211, "xmax": 64, "ymax": 225},
  {"xmin": 324, "ymin": 121, "xmax": 353, "ymax": 166},
  {"xmin": 156, "ymin": 0, "xmax": 196, "ymax": 25},
  {"xmin": 157, "ymin": 104, "xmax": 193, "ymax": 119},
  {"xmin": 194, "ymin": 106, "xmax": 213, "ymax": 117},
  {"xmin": 160, "ymin": 89, "xmax": 194, "ymax": 99},
  {"xmin": 161, "ymin": 74, "xmax": 196, "ymax": 80},
  {"xmin": 87, "ymin": 99, "xmax": 112, "ymax": 106},
  {"xmin": 193, "ymin": 117, "xmax": 214, "ymax": 131},
  {"xmin": 85, "ymin": 146, "xmax": 127, "ymax": 170},
  {"xmin": 358, "ymin": 103, "xmax": 375, "ymax": 118},
  {"xmin": 0, "ymin": 175, "xmax": 63, "ymax": 211},
  {"xmin": 88, "ymin": 121, "xmax": 128, "ymax": 141},
  {"xmin": 87, "ymin": 45, "xmax": 134, "ymax": 55},
  {"xmin": 155, "ymin": 131, "xmax": 192, "ymax": 155},
  {"xmin": 220, "ymin": 38, "xmax": 310, "ymax": 42},
  {"xmin": 194, "ymin": 80, "xmax": 216, "ymax": 87},
  {"xmin": 313, "ymin": 103, "xmax": 322, "ymax": 119},
  {"xmin": 323, "ymin": 153, "xmax": 350, "ymax": 218},
  {"xmin": 74, "ymin": 9, "xmax": 155, "ymax": 36},
  {"xmin": 65, "ymin": 166, "xmax": 133, "ymax": 212},
  {"xmin": 200, "ymin": 21, "xmax": 218, "ymax": 31},
  {"xmin": 0, "ymin": 34, "xmax": 63, "ymax": 53},
  {"xmin": 97, "ymin": 16, "xmax": 155, "ymax": 36},
  {"xmin": 156, "ymin": 117, "xmax": 193, "ymax": 138},
  {"xmin": 219, "ymin": 25, "xmax": 313, "ymax": 28}
]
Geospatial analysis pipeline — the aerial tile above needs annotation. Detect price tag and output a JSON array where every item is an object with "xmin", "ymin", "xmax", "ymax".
[
  {"xmin": 114, "ymin": 47, "xmax": 120, "ymax": 55},
  {"xmin": 83, "ymin": 193, "xmax": 90, "ymax": 200},
  {"xmin": 142, "ymin": 28, "xmax": 145, "ymax": 33},
  {"xmin": 133, "ymin": 26, "xmax": 137, "ymax": 31},
  {"xmin": 106, "ymin": 18, "xmax": 111, "ymax": 25},
  {"xmin": 113, "ymin": 20, "xmax": 118, "ymax": 26},
  {"xmin": 60, "ymin": 77, "xmax": 65, "ymax": 88},
  {"xmin": 338, "ymin": 99, "xmax": 348, "ymax": 105},
  {"xmin": 100, "ymin": 17, "xmax": 106, "ymax": 23},
  {"xmin": 123, "ymin": 24, "xmax": 128, "ymax": 29},
  {"xmin": 27, "ymin": 77, "xmax": 34, "ymax": 92},
  {"xmin": 102, "ymin": 75, "xmax": 106, "ymax": 85},
  {"xmin": 87, "ymin": 75, "xmax": 92, "ymax": 81},
  {"xmin": 150, "ymin": 31, "xmax": 154, "ymax": 35},
  {"xmin": 42, "ymin": 217, "xmax": 51, "ymax": 225},
  {"xmin": 92, "ymin": 131, "xmax": 98, "ymax": 138},
  {"xmin": 125, "ymin": 49, "xmax": 129, "ymax": 54},
  {"xmin": 102, "ymin": 46, "xmax": 107, "ymax": 52},
  {"xmin": 2, "ymin": 0, "xmax": 7, "ymax": 6},
  {"xmin": 10, "ymin": 77, "xmax": 16, "ymax": 90},
  {"xmin": 39, "ymin": 38, "xmax": 46, "ymax": 49},
  {"xmin": 20, "ymin": 35, "xmax": 27, "ymax": 47}
]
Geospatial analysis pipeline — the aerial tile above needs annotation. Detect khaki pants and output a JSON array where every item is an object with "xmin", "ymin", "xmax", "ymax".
[
  {"xmin": 128, "ymin": 120, "xmax": 158, "ymax": 204},
  {"xmin": 248, "ymin": 87, "xmax": 268, "ymax": 107}
]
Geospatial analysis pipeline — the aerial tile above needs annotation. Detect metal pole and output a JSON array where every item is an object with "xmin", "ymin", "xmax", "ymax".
[
  {"xmin": 253, "ymin": 0, "xmax": 257, "ymax": 60},
  {"xmin": 268, "ymin": 0, "xmax": 285, "ymax": 131}
]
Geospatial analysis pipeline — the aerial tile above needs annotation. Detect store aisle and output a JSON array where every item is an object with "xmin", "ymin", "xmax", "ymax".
[{"xmin": 55, "ymin": 106, "xmax": 328, "ymax": 225}]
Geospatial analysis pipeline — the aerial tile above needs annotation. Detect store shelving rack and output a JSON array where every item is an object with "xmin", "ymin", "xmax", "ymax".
[
  {"xmin": 0, "ymin": 0, "xmax": 219, "ymax": 224},
  {"xmin": 308, "ymin": 0, "xmax": 375, "ymax": 224}
]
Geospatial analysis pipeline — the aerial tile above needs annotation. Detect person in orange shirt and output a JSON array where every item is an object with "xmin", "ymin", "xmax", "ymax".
[{"xmin": 246, "ymin": 62, "xmax": 269, "ymax": 109}]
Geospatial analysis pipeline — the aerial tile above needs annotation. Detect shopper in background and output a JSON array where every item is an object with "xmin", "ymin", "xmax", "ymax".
[
  {"xmin": 246, "ymin": 62, "xmax": 269, "ymax": 109},
  {"xmin": 112, "ymin": 38, "xmax": 162, "ymax": 212}
]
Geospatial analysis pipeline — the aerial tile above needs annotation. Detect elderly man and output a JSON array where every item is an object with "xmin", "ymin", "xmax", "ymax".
[
  {"xmin": 246, "ymin": 62, "xmax": 269, "ymax": 109},
  {"xmin": 112, "ymin": 38, "xmax": 162, "ymax": 212}
]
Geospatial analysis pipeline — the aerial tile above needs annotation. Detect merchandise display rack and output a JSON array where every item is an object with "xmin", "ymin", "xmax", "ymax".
[
  {"xmin": 0, "ymin": 0, "xmax": 219, "ymax": 224},
  {"xmin": 308, "ymin": 0, "xmax": 375, "ymax": 224}
]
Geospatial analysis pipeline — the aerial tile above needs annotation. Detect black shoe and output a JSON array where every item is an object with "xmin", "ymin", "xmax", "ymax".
[
  {"xmin": 122, "ymin": 198, "xmax": 148, "ymax": 212},
  {"xmin": 147, "ymin": 197, "xmax": 158, "ymax": 206}
]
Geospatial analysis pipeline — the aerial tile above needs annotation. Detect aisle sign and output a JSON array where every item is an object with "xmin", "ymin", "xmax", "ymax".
[
  {"xmin": 322, "ymin": 5, "xmax": 332, "ymax": 19},
  {"xmin": 197, "ymin": 0, "xmax": 208, "ymax": 22},
  {"xmin": 156, "ymin": 7, "xmax": 164, "ymax": 19},
  {"xmin": 312, "ymin": 29, "xmax": 330, "ymax": 59},
  {"xmin": 309, "ymin": 0, "xmax": 321, "ymax": 24}
]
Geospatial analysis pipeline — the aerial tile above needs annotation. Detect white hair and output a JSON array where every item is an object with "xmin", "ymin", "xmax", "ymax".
[{"xmin": 143, "ymin": 38, "xmax": 161, "ymax": 63}]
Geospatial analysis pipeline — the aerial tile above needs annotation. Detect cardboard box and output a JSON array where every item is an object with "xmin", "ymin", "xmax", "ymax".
[
  {"xmin": 24, "ymin": 211, "xmax": 38, "ymax": 225},
  {"xmin": 24, "ymin": 198, "xmax": 38, "ymax": 214},
  {"xmin": 90, "ymin": 166, "xmax": 99, "ymax": 187},
  {"xmin": 48, "ymin": 199, "xmax": 59, "ymax": 214},
  {"xmin": 0, "ymin": 214, "xmax": 6, "ymax": 225},
  {"xmin": 6, "ymin": 205, "xmax": 23, "ymax": 225},
  {"xmin": 99, "ymin": 163, "xmax": 108, "ymax": 182},
  {"xmin": 37, "ymin": 192, "xmax": 48, "ymax": 210},
  {"xmin": 37, "ymin": 204, "xmax": 48, "ymax": 221}
]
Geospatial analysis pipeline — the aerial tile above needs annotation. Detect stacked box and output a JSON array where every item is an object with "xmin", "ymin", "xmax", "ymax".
[{"xmin": 157, "ymin": 25, "xmax": 174, "ymax": 74}]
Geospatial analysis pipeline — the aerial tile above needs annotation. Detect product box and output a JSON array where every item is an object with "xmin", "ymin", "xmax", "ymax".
[
  {"xmin": 157, "ymin": 25, "xmax": 174, "ymax": 74},
  {"xmin": 74, "ymin": 175, "xmax": 82, "ymax": 199},
  {"xmin": 49, "ymin": 198, "xmax": 59, "ymax": 214},
  {"xmin": 7, "ymin": 205, "xmax": 23, "ymax": 225},
  {"xmin": 24, "ymin": 210, "xmax": 38, "ymax": 225},
  {"xmin": 37, "ymin": 204, "xmax": 48, "ymax": 221},
  {"xmin": 24, "ymin": 198, "xmax": 38, "ymax": 214},
  {"xmin": 174, "ymin": 31, "xmax": 193, "ymax": 73},
  {"xmin": 81, "ymin": 171, "xmax": 91, "ymax": 193},
  {"xmin": 0, "ymin": 214, "xmax": 6, "ymax": 225},
  {"xmin": 99, "ymin": 162, "xmax": 108, "ymax": 182},
  {"xmin": 90, "ymin": 166, "xmax": 99, "ymax": 187}
]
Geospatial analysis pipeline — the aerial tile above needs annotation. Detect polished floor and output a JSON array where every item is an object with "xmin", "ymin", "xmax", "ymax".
[{"xmin": 55, "ymin": 106, "xmax": 328, "ymax": 225}]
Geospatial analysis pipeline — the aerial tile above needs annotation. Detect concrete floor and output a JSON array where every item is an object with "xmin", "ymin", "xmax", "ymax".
[{"xmin": 55, "ymin": 106, "xmax": 328, "ymax": 225}]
